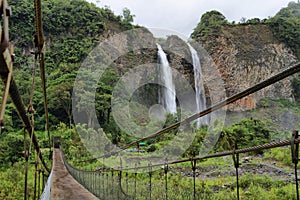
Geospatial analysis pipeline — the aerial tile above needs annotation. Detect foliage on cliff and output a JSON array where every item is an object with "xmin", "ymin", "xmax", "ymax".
[
  {"xmin": 192, "ymin": 2, "xmax": 300, "ymax": 59},
  {"xmin": 191, "ymin": 10, "xmax": 228, "ymax": 40},
  {"xmin": 269, "ymin": 1, "xmax": 300, "ymax": 58}
]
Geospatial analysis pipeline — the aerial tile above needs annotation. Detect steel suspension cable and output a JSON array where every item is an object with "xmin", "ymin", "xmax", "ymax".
[
  {"xmin": 24, "ymin": 65, "xmax": 36, "ymax": 199},
  {"xmin": 79, "ymin": 61, "xmax": 300, "ymax": 162},
  {"xmin": 66, "ymin": 138, "xmax": 299, "ymax": 173},
  {"xmin": 39, "ymin": 53, "xmax": 51, "ymax": 147},
  {"xmin": 123, "ymin": 62, "xmax": 300, "ymax": 148},
  {"xmin": 0, "ymin": 73, "xmax": 50, "ymax": 173},
  {"xmin": 0, "ymin": 0, "xmax": 12, "ymax": 127},
  {"xmin": 34, "ymin": 0, "xmax": 44, "ymax": 52},
  {"xmin": 23, "ymin": 129, "xmax": 29, "ymax": 200},
  {"xmin": 34, "ymin": 0, "xmax": 51, "ymax": 148},
  {"xmin": 62, "ymin": 137, "xmax": 300, "ymax": 174},
  {"xmin": 0, "ymin": 0, "xmax": 50, "ymax": 173}
]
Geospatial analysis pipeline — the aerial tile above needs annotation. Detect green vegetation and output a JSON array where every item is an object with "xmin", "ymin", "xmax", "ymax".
[
  {"xmin": 217, "ymin": 118, "xmax": 270, "ymax": 153},
  {"xmin": 0, "ymin": 0, "xmax": 131, "ymax": 198},
  {"xmin": 269, "ymin": 2, "xmax": 300, "ymax": 58},
  {"xmin": 8, "ymin": 0, "xmax": 134, "ymax": 131},
  {"xmin": 191, "ymin": 10, "xmax": 228, "ymax": 39},
  {"xmin": 191, "ymin": 1, "xmax": 300, "ymax": 60},
  {"xmin": 66, "ymin": 154, "xmax": 298, "ymax": 200},
  {"xmin": 0, "ymin": 0, "xmax": 300, "ymax": 199}
]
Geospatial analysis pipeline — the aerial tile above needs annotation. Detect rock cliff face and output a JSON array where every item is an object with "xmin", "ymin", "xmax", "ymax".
[
  {"xmin": 110, "ymin": 24, "xmax": 298, "ymax": 111},
  {"xmin": 192, "ymin": 24, "xmax": 298, "ymax": 110}
]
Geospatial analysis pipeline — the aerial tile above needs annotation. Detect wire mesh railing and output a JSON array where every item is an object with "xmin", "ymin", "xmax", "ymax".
[
  {"xmin": 62, "ymin": 132, "xmax": 300, "ymax": 200},
  {"xmin": 61, "ymin": 62, "xmax": 300, "ymax": 199},
  {"xmin": 39, "ymin": 168, "xmax": 53, "ymax": 200}
]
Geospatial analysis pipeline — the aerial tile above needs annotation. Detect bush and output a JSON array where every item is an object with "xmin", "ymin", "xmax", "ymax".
[{"xmin": 216, "ymin": 118, "xmax": 271, "ymax": 153}]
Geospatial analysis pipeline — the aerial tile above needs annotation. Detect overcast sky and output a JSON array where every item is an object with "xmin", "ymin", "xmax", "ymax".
[{"xmin": 86, "ymin": 0, "xmax": 294, "ymax": 38}]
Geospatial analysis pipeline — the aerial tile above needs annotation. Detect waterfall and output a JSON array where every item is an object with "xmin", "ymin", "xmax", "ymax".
[
  {"xmin": 188, "ymin": 43, "xmax": 208, "ymax": 127},
  {"xmin": 157, "ymin": 43, "xmax": 177, "ymax": 114}
]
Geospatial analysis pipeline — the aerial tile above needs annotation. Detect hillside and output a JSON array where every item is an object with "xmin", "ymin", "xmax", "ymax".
[
  {"xmin": 190, "ymin": 8, "xmax": 299, "ymax": 111},
  {"xmin": 0, "ymin": 1, "xmax": 300, "ymax": 199},
  {"xmin": 7, "ymin": 0, "xmax": 138, "ymax": 129}
]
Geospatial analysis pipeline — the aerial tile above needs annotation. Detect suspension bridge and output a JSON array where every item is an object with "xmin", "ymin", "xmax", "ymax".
[{"xmin": 1, "ymin": 0, "xmax": 300, "ymax": 199}]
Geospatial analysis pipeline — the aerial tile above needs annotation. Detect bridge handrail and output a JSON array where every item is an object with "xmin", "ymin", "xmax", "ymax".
[{"xmin": 39, "ymin": 168, "xmax": 53, "ymax": 200}]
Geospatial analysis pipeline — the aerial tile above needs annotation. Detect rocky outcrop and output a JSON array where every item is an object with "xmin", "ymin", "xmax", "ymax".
[
  {"xmin": 110, "ymin": 24, "xmax": 298, "ymax": 111},
  {"xmin": 193, "ymin": 24, "xmax": 298, "ymax": 110}
]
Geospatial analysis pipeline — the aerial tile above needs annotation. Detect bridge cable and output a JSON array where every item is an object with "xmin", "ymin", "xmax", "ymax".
[
  {"xmin": 23, "ymin": 129, "xmax": 29, "ymax": 200},
  {"xmin": 78, "ymin": 61, "xmax": 300, "ymax": 163},
  {"xmin": 148, "ymin": 163, "xmax": 153, "ymax": 200},
  {"xmin": 191, "ymin": 153, "xmax": 196, "ymax": 200},
  {"xmin": 0, "ymin": 0, "xmax": 50, "ymax": 173},
  {"xmin": 33, "ymin": 151, "xmax": 39, "ymax": 200},
  {"xmin": 63, "ymin": 132, "xmax": 300, "ymax": 199},
  {"xmin": 34, "ymin": 0, "xmax": 51, "ymax": 149},
  {"xmin": 164, "ymin": 161, "xmax": 169, "ymax": 200},
  {"xmin": 23, "ymin": 58, "xmax": 36, "ymax": 200},
  {"xmin": 89, "ymin": 137, "xmax": 300, "ymax": 172},
  {"xmin": 123, "ymin": 62, "xmax": 300, "ymax": 150},
  {"xmin": 291, "ymin": 131, "xmax": 299, "ymax": 200},
  {"xmin": 0, "ymin": 0, "xmax": 13, "ymax": 129},
  {"xmin": 232, "ymin": 143, "xmax": 240, "ymax": 200}
]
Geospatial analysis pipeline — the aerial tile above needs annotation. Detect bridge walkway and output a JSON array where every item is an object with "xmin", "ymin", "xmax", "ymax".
[{"xmin": 50, "ymin": 149, "xmax": 98, "ymax": 200}]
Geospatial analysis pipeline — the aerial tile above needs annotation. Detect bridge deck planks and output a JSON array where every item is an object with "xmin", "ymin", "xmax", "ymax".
[{"xmin": 50, "ymin": 149, "xmax": 98, "ymax": 200}]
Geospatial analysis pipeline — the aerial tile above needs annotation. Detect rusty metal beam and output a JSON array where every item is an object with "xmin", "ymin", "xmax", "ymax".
[
  {"xmin": 34, "ymin": 0, "xmax": 44, "ymax": 52},
  {"xmin": 0, "ymin": 0, "xmax": 50, "ymax": 173}
]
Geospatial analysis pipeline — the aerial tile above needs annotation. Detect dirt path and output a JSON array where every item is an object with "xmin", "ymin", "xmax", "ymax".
[{"xmin": 50, "ymin": 149, "xmax": 99, "ymax": 200}]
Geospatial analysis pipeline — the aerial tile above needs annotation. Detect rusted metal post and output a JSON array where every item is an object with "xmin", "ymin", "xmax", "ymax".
[
  {"xmin": 118, "ymin": 158, "xmax": 122, "ymax": 200},
  {"xmin": 117, "ymin": 170, "xmax": 120, "ymax": 200},
  {"xmin": 102, "ymin": 171, "xmax": 104, "ymax": 198},
  {"xmin": 0, "ymin": 0, "xmax": 14, "ymax": 121},
  {"xmin": 232, "ymin": 143, "xmax": 240, "ymax": 200},
  {"xmin": 134, "ymin": 168, "xmax": 137, "ymax": 200},
  {"xmin": 37, "ymin": 169, "xmax": 41, "ymax": 199},
  {"xmin": 164, "ymin": 163, "xmax": 169, "ymax": 200},
  {"xmin": 149, "ymin": 163, "xmax": 152, "ymax": 200},
  {"xmin": 106, "ymin": 173, "xmax": 109, "ymax": 199},
  {"xmin": 111, "ymin": 171, "xmax": 114, "ymax": 198},
  {"xmin": 41, "ymin": 169, "xmax": 45, "ymax": 189},
  {"xmin": 99, "ymin": 171, "xmax": 102, "ymax": 198},
  {"xmin": 291, "ymin": 130, "xmax": 299, "ymax": 200},
  {"xmin": 191, "ymin": 156, "xmax": 197, "ymax": 200},
  {"xmin": 33, "ymin": 159, "xmax": 38, "ymax": 200},
  {"xmin": 23, "ymin": 130, "xmax": 29, "ymax": 200}
]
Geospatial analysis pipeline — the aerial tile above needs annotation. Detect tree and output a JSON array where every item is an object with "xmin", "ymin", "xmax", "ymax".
[
  {"xmin": 246, "ymin": 18, "xmax": 260, "ymax": 24},
  {"xmin": 240, "ymin": 17, "xmax": 247, "ymax": 23},
  {"xmin": 269, "ymin": 4, "xmax": 300, "ymax": 58},
  {"xmin": 95, "ymin": 69, "xmax": 119, "ymax": 124},
  {"xmin": 48, "ymin": 73, "xmax": 75, "ymax": 127},
  {"xmin": 122, "ymin": 7, "xmax": 135, "ymax": 24},
  {"xmin": 0, "ymin": 131, "xmax": 26, "ymax": 166},
  {"xmin": 217, "ymin": 118, "xmax": 270, "ymax": 154},
  {"xmin": 191, "ymin": 10, "xmax": 228, "ymax": 39}
]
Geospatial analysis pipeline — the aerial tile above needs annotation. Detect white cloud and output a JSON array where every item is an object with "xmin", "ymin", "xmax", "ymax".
[{"xmin": 86, "ymin": 0, "xmax": 293, "ymax": 37}]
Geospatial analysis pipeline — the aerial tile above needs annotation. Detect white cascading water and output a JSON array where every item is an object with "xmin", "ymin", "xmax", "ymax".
[
  {"xmin": 188, "ymin": 43, "xmax": 208, "ymax": 128},
  {"xmin": 156, "ymin": 43, "xmax": 177, "ymax": 114}
]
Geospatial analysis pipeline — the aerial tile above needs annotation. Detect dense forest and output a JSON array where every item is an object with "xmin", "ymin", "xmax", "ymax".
[{"xmin": 1, "ymin": 0, "xmax": 300, "ymax": 199}]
